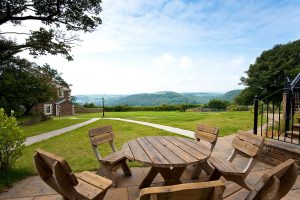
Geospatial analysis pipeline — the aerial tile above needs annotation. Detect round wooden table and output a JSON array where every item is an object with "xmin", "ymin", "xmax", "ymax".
[{"xmin": 122, "ymin": 136, "xmax": 211, "ymax": 188}]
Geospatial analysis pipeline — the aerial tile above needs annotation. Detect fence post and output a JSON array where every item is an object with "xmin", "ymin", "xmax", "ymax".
[
  {"xmin": 253, "ymin": 95, "xmax": 259, "ymax": 135},
  {"xmin": 284, "ymin": 78, "xmax": 292, "ymax": 137}
]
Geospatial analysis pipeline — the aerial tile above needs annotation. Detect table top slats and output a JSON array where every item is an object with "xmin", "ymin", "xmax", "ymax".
[
  {"xmin": 164, "ymin": 136, "xmax": 209, "ymax": 161},
  {"xmin": 122, "ymin": 136, "xmax": 210, "ymax": 167},
  {"xmin": 121, "ymin": 143, "xmax": 134, "ymax": 160},
  {"xmin": 174, "ymin": 137, "xmax": 211, "ymax": 156},
  {"xmin": 156, "ymin": 136, "xmax": 200, "ymax": 165},
  {"xmin": 145, "ymin": 136, "xmax": 186, "ymax": 167},
  {"xmin": 127, "ymin": 140, "xmax": 152, "ymax": 165},
  {"xmin": 137, "ymin": 137, "xmax": 170, "ymax": 167}
]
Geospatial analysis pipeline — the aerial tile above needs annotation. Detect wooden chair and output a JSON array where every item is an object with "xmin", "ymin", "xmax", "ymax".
[
  {"xmin": 191, "ymin": 124, "xmax": 219, "ymax": 179},
  {"xmin": 194, "ymin": 124, "xmax": 219, "ymax": 151},
  {"xmin": 33, "ymin": 149, "xmax": 112, "ymax": 200},
  {"xmin": 88, "ymin": 125, "xmax": 132, "ymax": 187},
  {"xmin": 208, "ymin": 131, "xmax": 264, "ymax": 190},
  {"xmin": 223, "ymin": 158, "xmax": 298, "ymax": 200},
  {"xmin": 138, "ymin": 180, "xmax": 225, "ymax": 200}
]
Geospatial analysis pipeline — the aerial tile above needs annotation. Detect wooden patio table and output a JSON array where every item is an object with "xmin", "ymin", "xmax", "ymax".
[{"xmin": 122, "ymin": 136, "xmax": 211, "ymax": 189}]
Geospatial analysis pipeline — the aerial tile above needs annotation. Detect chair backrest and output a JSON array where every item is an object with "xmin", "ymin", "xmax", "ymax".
[
  {"xmin": 232, "ymin": 131, "xmax": 264, "ymax": 157},
  {"xmin": 88, "ymin": 125, "xmax": 117, "ymax": 161},
  {"xmin": 194, "ymin": 124, "xmax": 219, "ymax": 150},
  {"xmin": 33, "ymin": 149, "xmax": 78, "ymax": 199},
  {"xmin": 246, "ymin": 159, "xmax": 298, "ymax": 200},
  {"xmin": 139, "ymin": 180, "xmax": 225, "ymax": 200},
  {"xmin": 89, "ymin": 125, "xmax": 115, "ymax": 146}
]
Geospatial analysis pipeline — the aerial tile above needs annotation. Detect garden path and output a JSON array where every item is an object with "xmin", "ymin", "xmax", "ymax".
[
  {"xmin": 24, "ymin": 118, "xmax": 101, "ymax": 146},
  {"xmin": 106, "ymin": 118, "xmax": 195, "ymax": 138},
  {"xmin": 24, "ymin": 117, "xmax": 195, "ymax": 146}
]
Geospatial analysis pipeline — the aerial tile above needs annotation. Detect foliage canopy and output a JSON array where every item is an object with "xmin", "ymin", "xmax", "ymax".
[
  {"xmin": 0, "ymin": 0, "xmax": 102, "ymax": 60},
  {"xmin": 236, "ymin": 39, "xmax": 300, "ymax": 105}
]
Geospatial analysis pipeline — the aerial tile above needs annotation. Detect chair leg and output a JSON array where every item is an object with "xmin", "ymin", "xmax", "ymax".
[
  {"xmin": 121, "ymin": 160, "xmax": 132, "ymax": 176},
  {"xmin": 98, "ymin": 164, "xmax": 117, "ymax": 187}
]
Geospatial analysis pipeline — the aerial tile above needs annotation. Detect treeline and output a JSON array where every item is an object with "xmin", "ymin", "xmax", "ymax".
[{"xmin": 82, "ymin": 99, "xmax": 250, "ymax": 112}]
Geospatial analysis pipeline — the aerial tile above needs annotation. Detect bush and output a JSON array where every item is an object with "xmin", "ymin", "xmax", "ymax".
[
  {"xmin": 205, "ymin": 99, "xmax": 230, "ymax": 109},
  {"xmin": 83, "ymin": 103, "xmax": 97, "ymax": 108},
  {"xmin": 0, "ymin": 108, "xmax": 25, "ymax": 186},
  {"xmin": 226, "ymin": 104, "xmax": 249, "ymax": 111}
]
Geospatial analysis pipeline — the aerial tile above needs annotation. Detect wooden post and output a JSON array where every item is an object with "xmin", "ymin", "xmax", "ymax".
[{"xmin": 253, "ymin": 96, "xmax": 259, "ymax": 135}]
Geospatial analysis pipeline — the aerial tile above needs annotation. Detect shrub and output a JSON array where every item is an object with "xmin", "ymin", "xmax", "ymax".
[
  {"xmin": 205, "ymin": 99, "xmax": 230, "ymax": 109},
  {"xmin": 0, "ymin": 108, "xmax": 25, "ymax": 186}
]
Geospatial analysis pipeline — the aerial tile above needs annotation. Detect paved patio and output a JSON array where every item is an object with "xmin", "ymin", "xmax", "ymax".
[{"xmin": 1, "ymin": 135, "xmax": 299, "ymax": 200}]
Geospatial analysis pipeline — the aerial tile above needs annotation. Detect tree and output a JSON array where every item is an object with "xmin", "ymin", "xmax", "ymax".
[
  {"xmin": 236, "ymin": 39, "xmax": 300, "ymax": 104},
  {"xmin": 0, "ymin": 58, "xmax": 68, "ymax": 116},
  {"xmin": 205, "ymin": 99, "xmax": 230, "ymax": 109},
  {"xmin": 0, "ymin": 0, "xmax": 102, "ymax": 60}
]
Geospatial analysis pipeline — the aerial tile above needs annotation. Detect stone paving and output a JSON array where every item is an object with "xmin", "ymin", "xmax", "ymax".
[{"xmin": 1, "ymin": 134, "xmax": 299, "ymax": 200}]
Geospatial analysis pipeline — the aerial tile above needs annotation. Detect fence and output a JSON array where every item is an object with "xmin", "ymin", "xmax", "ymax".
[{"xmin": 253, "ymin": 87, "xmax": 300, "ymax": 145}]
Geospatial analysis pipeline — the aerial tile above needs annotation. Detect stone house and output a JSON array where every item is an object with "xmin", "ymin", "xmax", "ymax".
[{"xmin": 31, "ymin": 83, "xmax": 74, "ymax": 116}]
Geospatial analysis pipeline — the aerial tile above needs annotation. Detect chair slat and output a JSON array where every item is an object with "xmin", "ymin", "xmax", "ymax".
[
  {"xmin": 194, "ymin": 124, "xmax": 219, "ymax": 143},
  {"xmin": 89, "ymin": 126, "xmax": 113, "ymax": 137},
  {"xmin": 236, "ymin": 131, "xmax": 264, "ymax": 147},
  {"xmin": 231, "ymin": 137, "xmax": 260, "ymax": 157},
  {"xmin": 76, "ymin": 171, "xmax": 112, "ymax": 190},
  {"xmin": 139, "ymin": 180, "xmax": 225, "ymax": 200}
]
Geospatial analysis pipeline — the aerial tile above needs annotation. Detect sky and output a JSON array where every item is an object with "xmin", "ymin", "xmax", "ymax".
[{"xmin": 5, "ymin": 0, "xmax": 300, "ymax": 95}]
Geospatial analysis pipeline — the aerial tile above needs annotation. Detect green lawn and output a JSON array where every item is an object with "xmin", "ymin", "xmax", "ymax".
[
  {"xmin": 1, "ymin": 119, "xmax": 178, "ymax": 190},
  {"xmin": 20, "ymin": 117, "xmax": 89, "ymax": 137},
  {"xmin": 78, "ymin": 111, "xmax": 256, "ymax": 136},
  {"xmin": 1, "ymin": 111, "xmax": 258, "ymax": 190}
]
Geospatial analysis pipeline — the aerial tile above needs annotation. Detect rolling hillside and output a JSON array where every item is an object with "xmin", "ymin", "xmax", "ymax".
[{"xmin": 75, "ymin": 90, "xmax": 242, "ymax": 106}]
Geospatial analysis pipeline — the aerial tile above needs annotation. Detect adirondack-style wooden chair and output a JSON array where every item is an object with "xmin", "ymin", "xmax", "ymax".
[
  {"xmin": 88, "ymin": 125, "xmax": 132, "ymax": 187},
  {"xmin": 223, "ymin": 158, "xmax": 298, "ymax": 200},
  {"xmin": 33, "ymin": 149, "xmax": 112, "ymax": 200},
  {"xmin": 138, "ymin": 180, "xmax": 225, "ymax": 200},
  {"xmin": 208, "ymin": 131, "xmax": 264, "ymax": 190},
  {"xmin": 191, "ymin": 124, "xmax": 219, "ymax": 179}
]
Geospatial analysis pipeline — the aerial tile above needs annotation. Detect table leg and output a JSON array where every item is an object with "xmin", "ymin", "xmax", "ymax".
[
  {"xmin": 139, "ymin": 167, "xmax": 159, "ymax": 189},
  {"xmin": 156, "ymin": 167, "xmax": 186, "ymax": 186},
  {"xmin": 209, "ymin": 168, "xmax": 222, "ymax": 181}
]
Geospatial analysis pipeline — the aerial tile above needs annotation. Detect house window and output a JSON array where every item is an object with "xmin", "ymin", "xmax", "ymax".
[
  {"xmin": 58, "ymin": 89, "xmax": 64, "ymax": 98},
  {"xmin": 44, "ymin": 104, "xmax": 52, "ymax": 115}
]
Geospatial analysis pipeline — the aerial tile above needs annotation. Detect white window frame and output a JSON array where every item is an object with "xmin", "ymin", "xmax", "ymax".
[
  {"xmin": 58, "ymin": 89, "xmax": 64, "ymax": 98},
  {"xmin": 44, "ymin": 104, "xmax": 53, "ymax": 115}
]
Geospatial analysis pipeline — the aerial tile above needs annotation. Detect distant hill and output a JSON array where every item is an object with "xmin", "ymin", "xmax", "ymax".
[
  {"xmin": 74, "ymin": 89, "xmax": 242, "ymax": 106},
  {"xmin": 220, "ymin": 89, "xmax": 242, "ymax": 102},
  {"xmin": 115, "ymin": 91, "xmax": 197, "ymax": 106}
]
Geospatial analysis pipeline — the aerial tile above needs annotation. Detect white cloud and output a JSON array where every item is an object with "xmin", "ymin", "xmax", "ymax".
[
  {"xmin": 178, "ymin": 56, "xmax": 193, "ymax": 69},
  {"xmin": 153, "ymin": 53, "xmax": 176, "ymax": 69}
]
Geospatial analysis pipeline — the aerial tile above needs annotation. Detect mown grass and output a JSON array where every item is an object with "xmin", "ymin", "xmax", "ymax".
[
  {"xmin": 78, "ymin": 111, "xmax": 257, "ymax": 136},
  {"xmin": 20, "ymin": 117, "xmax": 88, "ymax": 137},
  {"xmin": 0, "ymin": 119, "xmax": 178, "ymax": 190}
]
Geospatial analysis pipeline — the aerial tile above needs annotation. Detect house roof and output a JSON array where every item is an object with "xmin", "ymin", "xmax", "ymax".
[
  {"xmin": 55, "ymin": 99, "xmax": 67, "ymax": 105},
  {"xmin": 291, "ymin": 73, "xmax": 300, "ymax": 88}
]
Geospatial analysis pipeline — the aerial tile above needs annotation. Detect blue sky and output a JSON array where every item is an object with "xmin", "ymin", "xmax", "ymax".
[{"xmin": 15, "ymin": 0, "xmax": 300, "ymax": 94}]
